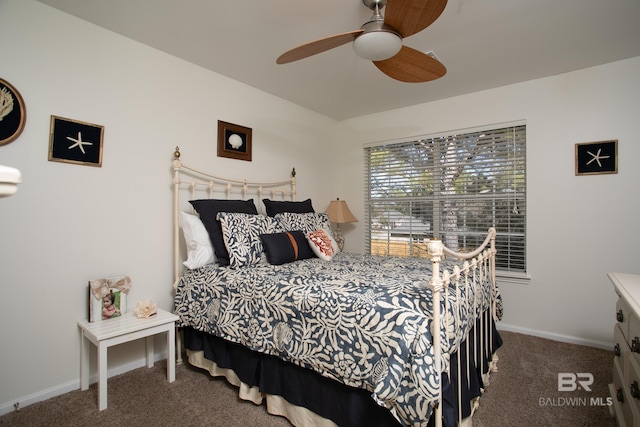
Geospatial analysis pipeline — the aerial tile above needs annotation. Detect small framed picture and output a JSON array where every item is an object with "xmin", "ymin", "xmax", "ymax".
[
  {"xmin": 217, "ymin": 120, "xmax": 252, "ymax": 161},
  {"xmin": 0, "ymin": 78, "xmax": 27, "ymax": 146},
  {"xmin": 49, "ymin": 115, "xmax": 104, "ymax": 167},
  {"xmin": 88, "ymin": 276, "xmax": 131, "ymax": 322},
  {"xmin": 575, "ymin": 140, "xmax": 618, "ymax": 176}
]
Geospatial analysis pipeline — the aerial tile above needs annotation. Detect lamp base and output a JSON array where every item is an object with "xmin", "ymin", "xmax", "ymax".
[{"xmin": 333, "ymin": 228, "xmax": 345, "ymax": 252}]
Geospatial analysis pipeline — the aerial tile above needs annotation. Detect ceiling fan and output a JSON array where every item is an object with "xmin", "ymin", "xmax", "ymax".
[{"xmin": 276, "ymin": 0, "xmax": 447, "ymax": 83}]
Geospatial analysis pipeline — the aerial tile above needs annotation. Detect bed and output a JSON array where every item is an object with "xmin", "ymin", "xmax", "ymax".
[{"xmin": 170, "ymin": 147, "xmax": 502, "ymax": 427}]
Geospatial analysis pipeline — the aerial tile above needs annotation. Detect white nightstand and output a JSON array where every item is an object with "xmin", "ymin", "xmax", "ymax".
[{"xmin": 78, "ymin": 308, "xmax": 179, "ymax": 410}]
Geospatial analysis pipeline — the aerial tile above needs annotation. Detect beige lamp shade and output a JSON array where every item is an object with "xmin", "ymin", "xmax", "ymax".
[{"xmin": 325, "ymin": 199, "xmax": 358, "ymax": 224}]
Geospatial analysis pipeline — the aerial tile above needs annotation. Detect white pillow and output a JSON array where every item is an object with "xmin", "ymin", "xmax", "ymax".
[
  {"xmin": 306, "ymin": 228, "xmax": 339, "ymax": 261},
  {"xmin": 180, "ymin": 212, "xmax": 215, "ymax": 269}
]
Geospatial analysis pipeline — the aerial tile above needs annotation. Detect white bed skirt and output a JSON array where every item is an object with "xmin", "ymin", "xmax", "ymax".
[{"xmin": 186, "ymin": 349, "xmax": 494, "ymax": 427}]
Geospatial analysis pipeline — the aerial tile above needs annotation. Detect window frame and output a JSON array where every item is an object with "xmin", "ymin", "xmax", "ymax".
[{"xmin": 364, "ymin": 121, "xmax": 529, "ymax": 283}]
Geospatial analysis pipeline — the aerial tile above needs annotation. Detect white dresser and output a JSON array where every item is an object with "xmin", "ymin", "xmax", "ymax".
[{"xmin": 610, "ymin": 272, "xmax": 640, "ymax": 427}]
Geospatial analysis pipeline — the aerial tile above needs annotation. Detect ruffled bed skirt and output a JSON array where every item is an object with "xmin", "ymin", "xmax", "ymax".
[
  {"xmin": 182, "ymin": 319, "xmax": 501, "ymax": 427},
  {"xmin": 187, "ymin": 350, "xmax": 340, "ymax": 427}
]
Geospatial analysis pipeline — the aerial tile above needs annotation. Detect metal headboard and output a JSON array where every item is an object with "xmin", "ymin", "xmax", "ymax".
[{"xmin": 171, "ymin": 146, "xmax": 296, "ymax": 284}]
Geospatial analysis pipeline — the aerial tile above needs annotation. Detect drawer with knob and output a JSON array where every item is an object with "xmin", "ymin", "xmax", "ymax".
[
  {"xmin": 617, "ymin": 295, "xmax": 632, "ymax": 340},
  {"xmin": 613, "ymin": 356, "xmax": 632, "ymax": 426},
  {"xmin": 629, "ymin": 311, "xmax": 640, "ymax": 360},
  {"xmin": 615, "ymin": 323, "xmax": 629, "ymax": 378},
  {"xmin": 628, "ymin": 356, "xmax": 640, "ymax": 420}
]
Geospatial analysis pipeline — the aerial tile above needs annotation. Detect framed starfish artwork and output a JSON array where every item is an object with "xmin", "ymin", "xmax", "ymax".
[
  {"xmin": 48, "ymin": 115, "xmax": 104, "ymax": 167},
  {"xmin": 575, "ymin": 140, "xmax": 617, "ymax": 176}
]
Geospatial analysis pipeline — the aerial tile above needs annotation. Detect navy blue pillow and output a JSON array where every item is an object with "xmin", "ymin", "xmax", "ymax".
[
  {"xmin": 189, "ymin": 199, "xmax": 258, "ymax": 267},
  {"xmin": 263, "ymin": 198, "xmax": 314, "ymax": 217},
  {"xmin": 260, "ymin": 231, "xmax": 315, "ymax": 265}
]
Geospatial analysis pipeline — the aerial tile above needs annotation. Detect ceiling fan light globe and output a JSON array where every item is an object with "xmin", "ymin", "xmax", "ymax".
[{"xmin": 353, "ymin": 31, "xmax": 402, "ymax": 61}]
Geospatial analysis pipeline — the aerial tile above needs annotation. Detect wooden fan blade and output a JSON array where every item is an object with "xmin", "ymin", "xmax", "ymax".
[
  {"xmin": 384, "ymin": 0, "xmax": 448, "ymax": 38},
  {"xmin": 373, "ymin": 46, "xmax": 446, "ymax": 83},
  {"xmin": 276, "ymin": 29, "xmax": 364, "ymax": 64}
]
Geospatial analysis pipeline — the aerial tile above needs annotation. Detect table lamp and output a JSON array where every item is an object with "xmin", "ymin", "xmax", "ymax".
[{"xmin": 325, "ymin": 198, "xmax": 358, "ymax": 251}]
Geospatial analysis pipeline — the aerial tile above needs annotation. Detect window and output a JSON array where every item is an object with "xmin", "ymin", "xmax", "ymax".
[{"xmin": 364, "ymin": 123, "xmax": 526, "ymax": 277}]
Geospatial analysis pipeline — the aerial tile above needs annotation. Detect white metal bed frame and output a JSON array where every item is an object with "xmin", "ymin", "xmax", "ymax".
[
  {"xmin": 171, "ymin": 146, "xmax": 296, "ymax": 287},
  {"xmin": 171, "ymin": 147, "xmax": 499, "ymax": 427}
]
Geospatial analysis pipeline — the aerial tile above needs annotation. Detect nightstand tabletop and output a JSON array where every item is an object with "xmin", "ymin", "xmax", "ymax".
[{"xmin": 78, "ymin": 309, "xmax": 178, "ymax": 342}]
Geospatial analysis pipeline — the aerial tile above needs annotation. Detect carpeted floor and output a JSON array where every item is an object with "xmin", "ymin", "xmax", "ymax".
[
  {"xmin": 0, "ymin": 331, "xmax": 615, "ymax": 427},
  {"xmin": 472, "ymin": 332, "xmax": 615, "ymax": 427}
]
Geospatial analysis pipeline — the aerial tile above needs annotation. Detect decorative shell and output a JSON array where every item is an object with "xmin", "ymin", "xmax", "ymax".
[{"xmin": 134, "ymin": 299, "xmax": 158, "ymax": 318}]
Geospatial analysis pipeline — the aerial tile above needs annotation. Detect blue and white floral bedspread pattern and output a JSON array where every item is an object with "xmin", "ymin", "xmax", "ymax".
[{"xmin": 174, "ymin": 253, "xmax": 493, "ymax": 426}]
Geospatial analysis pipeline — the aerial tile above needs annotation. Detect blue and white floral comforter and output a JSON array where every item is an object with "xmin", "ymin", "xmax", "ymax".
[{"xmin": 174, "ymin": 252, "xmax": 493, "ymax": 426}]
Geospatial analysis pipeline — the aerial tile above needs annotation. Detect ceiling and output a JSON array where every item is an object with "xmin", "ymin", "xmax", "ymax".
[{"xmin": 37, "ymin": 0, "xmax": 640, "ymax": 121}]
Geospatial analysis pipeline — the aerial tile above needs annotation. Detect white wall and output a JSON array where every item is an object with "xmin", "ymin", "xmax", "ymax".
[
  {"xmin": 0, "ymin": 0, "xmax": 336, "ymax": 412},
  {"xmin": 339, "ymin": 56, "xmax": 640, "ymax": 347},
  {"xmin": 2, "ymin": 0, "xmax": 639, "ymax": 415}
]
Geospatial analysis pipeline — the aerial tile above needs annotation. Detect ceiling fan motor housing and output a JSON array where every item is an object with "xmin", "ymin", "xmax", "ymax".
[{"xmin": 353, "ymin": 21, "xmax": 402, "ymax": 61}]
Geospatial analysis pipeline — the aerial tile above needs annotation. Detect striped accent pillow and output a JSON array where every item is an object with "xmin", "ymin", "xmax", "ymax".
[{"xmin": 260, "ymin": 231, "xmax": 315, "ymax": 265}]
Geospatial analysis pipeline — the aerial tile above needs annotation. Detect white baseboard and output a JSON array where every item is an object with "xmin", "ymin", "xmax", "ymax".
[
  {"xmin": 497, "ymin": 323, "xmax": 613, "ymax": 351},
  {"xmin": 0, "ymin": 351, "xmax": 168, "ymax": 416},
  {"xmin": 0, "ymin": 378, "xmax": 80, "ymax": 417}
]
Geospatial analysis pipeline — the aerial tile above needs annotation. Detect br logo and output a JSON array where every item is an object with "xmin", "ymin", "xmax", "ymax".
[{"xmin": 558, "ymin": 373, "xmax": 594, "ymax": 392}]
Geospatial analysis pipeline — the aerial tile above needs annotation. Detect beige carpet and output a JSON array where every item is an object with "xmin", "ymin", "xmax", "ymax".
[
  {"xmin": 0, "ymin": 331, "xmax": 615, "ymax": 427},
  {"xmin": 472, "ymin": 332, "xmax": 615, "ymax": 427}
]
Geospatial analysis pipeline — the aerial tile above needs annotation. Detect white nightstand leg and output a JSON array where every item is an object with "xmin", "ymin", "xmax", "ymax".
[
  {"xmin": 77, "ymin": 310, "xmax": 179, "ymax": 412},
  {"xmin": 80, "ymin": 331, "xmax": 89, "ymax": 391},
  {"xmin": 145, "ymin": 336, "xmax": 154, "ymax": 368},
  {"xmin": 167, "ymin": 326, "xmax": 175, "ymax": 382},
  {"xmin": 98, "ymin": 342, "xmax": 108, "ymax": 411}
]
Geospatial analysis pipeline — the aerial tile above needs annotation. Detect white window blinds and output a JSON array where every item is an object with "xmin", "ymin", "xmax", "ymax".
[{"xmin": 365, "ymin": 123, "xmax": 526, "ymax": 274}]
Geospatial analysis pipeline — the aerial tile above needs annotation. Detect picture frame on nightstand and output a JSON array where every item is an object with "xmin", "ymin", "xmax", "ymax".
[{"xmin": 88, "ymin": 276, "xmax": 131, "ymax": 322}]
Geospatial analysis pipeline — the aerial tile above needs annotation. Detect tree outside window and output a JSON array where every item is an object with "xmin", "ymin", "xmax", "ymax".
[{"xmin": 365, "ymin": 124, "xmax": 526, "ymax": 275}]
